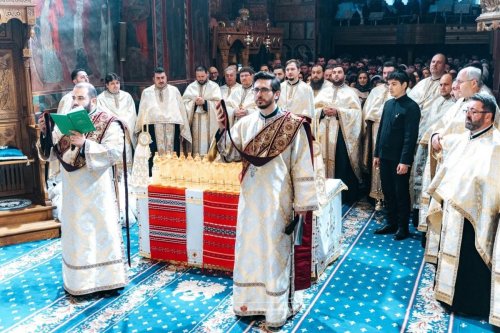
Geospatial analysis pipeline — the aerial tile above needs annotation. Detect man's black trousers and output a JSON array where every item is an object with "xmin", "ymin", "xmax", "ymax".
[{"xmin": 379, "ymin": 158, "xmax": 410, "ymax": 228}]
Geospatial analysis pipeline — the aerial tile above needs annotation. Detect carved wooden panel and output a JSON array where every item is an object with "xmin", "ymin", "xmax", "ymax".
[
  {"xmin": 0, "ymin": 122, "xmax": 20, "ymax": 147},
  {"xmin": 0, "ymin": 49, "xmax": 17, "ymax": 118},
  {"xmin": 0, "ymin": 4, "xmax": 35, "ymax": 25},
  {"xmin": 0, "ymin": 21, "xmax": 10, "ymax": 39}
]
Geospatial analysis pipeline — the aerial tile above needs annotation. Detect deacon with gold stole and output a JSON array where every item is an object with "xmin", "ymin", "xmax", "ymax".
[
  {"xmin": 135, "ymin": 67, "xmax": 192, "ymax": 172},
  {"xmin": 315, "ymin": 65, "xmax": 363, "ymax": 204},
  {"xmin": 215, "ymin": 71, "xmax": 318, "ymax": 330},
  {"xmin": 183, "ymin": 65, "xmax": 222, "ymax": 155},
  {"xmin": 362, "ymin": 62, "xmax": 395, "ymax": 204},
  {"xmin": 37, "ymin": 82, "xmax": 129, "ymax": 295},
  {"xmin": 277, "ymin": 59, "xmax": 315, "ymax": 118},
  {"xmin": 225, "ymin": 67, "xmax": 257, "ymax": 126},
  {"xmin": 425, "ymin": 94, "xmax": 500, "ymax": 324}
]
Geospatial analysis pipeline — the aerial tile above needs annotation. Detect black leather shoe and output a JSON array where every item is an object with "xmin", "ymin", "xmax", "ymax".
[
  {"xmin": 374, "ymin": 225, "xmax": 398, "ymax": 235},
  {"xmin": 394, "ymin": 228, "xmax": 409, "ymax": 240}
]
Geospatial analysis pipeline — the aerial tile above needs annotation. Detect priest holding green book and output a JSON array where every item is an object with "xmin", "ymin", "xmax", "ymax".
[{"xmin": 37, "ymin": 82, "xmax": 129, "ymax": 296}]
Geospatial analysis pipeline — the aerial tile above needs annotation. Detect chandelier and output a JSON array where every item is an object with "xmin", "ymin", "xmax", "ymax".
[
  {"xmin": 263, "ymin": 20, "xmax": 271, "ymax": 51},
  {"xmin": 244, "ymin": 30, "xmax": 254, "ymax": 46}
]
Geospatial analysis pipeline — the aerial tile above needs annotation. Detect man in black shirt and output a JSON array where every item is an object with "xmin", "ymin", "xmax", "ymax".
[{"xmin": 373, "ymin": 71, "xmax": 420, "ymax": 240}]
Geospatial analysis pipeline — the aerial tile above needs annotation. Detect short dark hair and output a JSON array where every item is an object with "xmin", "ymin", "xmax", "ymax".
[
  {"xmin": 104, "ymin": 73, "xmax": 120, "ymax": 85},
  {"xmin": 387, "ymin": 70, "xmax": 409, "ymax": 85},
  {"xmin": 253, "ymin": 71, "xmax": 281, "ymax": 93},
  {"xmin": 332, "ymin": 65, "xmax": 344, "ymax": 74},
  {"xmin": 285, "ymin": 59, "xmax": 300, "ymax": 69},
  {"xmin": 195, "ymin": 65, "xmax": 208, "ymax": 73},
  {"xmin": 153, "ymin": 67, "xmax": 166, "ymax": 75},
  {"xmin": 470, "ymin": 93, "xmax": 497, "ymax": 117},
  {"xmin": 311, "ymin": 64, "xmax": 324, "ymax": 72},
  {"xmin": 273, "ymin": 65, "xmax": 284, "ymax": 71},
  {"xmin": 71, "ymin": 68, "xmax": 86, "ymax": 81},
  {"xmin": 239, "ymin": 67, "xmax": 255, "ymax": 75},
  {"xmin": 383, "ymin": 62, "xmax": 396, "ymax": 69}
]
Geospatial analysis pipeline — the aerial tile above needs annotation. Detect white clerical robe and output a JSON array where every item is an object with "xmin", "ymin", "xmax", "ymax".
[
  {"xmin": 183, "ymin": 80, "xmax": 222, "ymax": 155},
  {"xmin": 48, "ymin": 91, "xmax": 75, "ymax": 217},
  {"xmin": 97, "ymin": 89, "xmax": 137, "ymax": 225},
  {"xmin": 38, "ymin": 109, "xmax": 128, "ymax": 295},
  {"xmin": 136, "ymin": 84, "xmax": 192, "ymax": 154},
  {"xmin": 57, "ymin": 91, "xmax": 74, "ymax": 115},
  {"xmin": 420, "ymin": 96, "xmax": 500, "ymax": 247},
  {"xmin": 218, "ymin": 109, "xmax": 318, "ymax": 328},
  {"xmin": 362, "ymin": 84, "xmax": 392, "ymax": 200},
  {"xmin": 277, "ymin": 80, "xmax": 315, "ymax": 119},
  {"xmin": 408, "ymin": 76, "xmax": 442, "ymax": 121},
  {"xmin": 225, "ymin": 85, "xmax": 257, "ymax": 126},
  {"xmin": 425, "ymin": 128, "xmax": 500, "ymax": 326},
  {"xmin": 97, "ymin": 90, "xmax": 137, "ymax": 148},
  {"xmin": 410, "ymin": 96, "xmax": 455, "ymax": 209},
  {"xmin": 220, "ymin": 82, "xmax": 241, "ymax": 100},
  {"xmin": 314, "ymin": 84, "xmax": 363, "ymax": 182}
]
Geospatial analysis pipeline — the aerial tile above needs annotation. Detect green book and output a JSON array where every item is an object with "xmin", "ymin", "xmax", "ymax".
[{"xmin": 50, "ymin": 109, "xmax": 96, "ymax": 135}]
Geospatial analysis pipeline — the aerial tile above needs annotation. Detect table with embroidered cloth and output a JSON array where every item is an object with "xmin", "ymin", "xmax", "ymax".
[{"xmin": 138, "ymin": 179, "xmax": 344, "ymax": 279}]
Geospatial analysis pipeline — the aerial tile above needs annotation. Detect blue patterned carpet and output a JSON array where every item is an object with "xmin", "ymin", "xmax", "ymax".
[{"xmin": 0, "ymin": 201, "xmax": 496, "ymax": 332}]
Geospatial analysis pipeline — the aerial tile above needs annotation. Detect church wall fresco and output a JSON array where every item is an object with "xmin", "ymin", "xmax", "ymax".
[{"xmin": 29, "ymin": 0, "xmax": 211, "ymax": 113}]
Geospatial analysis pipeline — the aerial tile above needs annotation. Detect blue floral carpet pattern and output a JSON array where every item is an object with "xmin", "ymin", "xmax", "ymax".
[{"xmin": 0, "ymin": 201, "xmax": 496, "ymax": 332}]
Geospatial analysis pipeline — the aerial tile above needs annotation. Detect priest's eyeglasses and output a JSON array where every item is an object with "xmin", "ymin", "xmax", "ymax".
[
  {"xmin": 252, "ymin": 87, "xmax": 272, "ymax": 94},
  {"xmin": 463, "ymin": 107, "xmax": 490, "ymax": 115}
]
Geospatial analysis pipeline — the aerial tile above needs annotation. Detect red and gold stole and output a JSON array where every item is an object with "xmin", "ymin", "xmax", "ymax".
[
  {"xmin": 55, "ymin": 111, "xmax": 117, "ymax": 172},
  {"xmin": 239, "ymin": 112, "xmax": 311, "ymax": 181}
]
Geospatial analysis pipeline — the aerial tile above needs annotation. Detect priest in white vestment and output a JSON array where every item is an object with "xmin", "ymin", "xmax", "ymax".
[
  {"xmin": 183, "ymin": 66, "xmax": 222, "ymax": 156},
  {"xmin": 97, "ymin": 73, "xmax": 137, "ymax": 147},
  {"xmin": 216, "ymin": 72, "xmax": 318, "ymax": 329},
  {"xmin": 135, "ymin": 67, "xmax": 192, "ymax": 172},
  {"xmin": 225, "ymin": 67, "xmax": 257, "ymax": 126},
  {"xmin": 309, "ymin": 64, "xmax": 333, "ymax": 98},
  {"xmin": 422, "ymin": 67, "xmax": 499, "ymax": 252},
  {"xmin": 315, "ymin": 66, "xmax": 363, "ymax": 204},
  {"xmin": 410, "ymin": 73, "xmax": 454, "ymax": 226},
  {"xmin": 277, "ymin": 59, "xmax": 315, "ymax": 119},
  {"xmin": 220, "ymin": 66, "xmax": 241, "ymax": 99},
  {"xmin": 56, "ymin": 69, "xmax": 89, "ymax": 115},
  {"xmin": 47, "ymin": 69, "xmax": 89, "ymax": 219},
  {"xmin": 38, "ymin": 82, "xmax": 128, "ymax": 295},
  {"xmin": 97, "ymin": 73, "xmax": 137, "ymax": 225},
  {"xmin": 425, "ymin": 94, "xmax": 500, "ymax": 324},
  {"xmin": 408, "ymin": 54, "xmax": 446, "ymax": 123},
  {"xmin": 362, "ymin": 63, "xmax": 395, "ymax": 203}
]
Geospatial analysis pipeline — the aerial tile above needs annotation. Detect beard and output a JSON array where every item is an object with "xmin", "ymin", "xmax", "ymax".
[
  {"xmin": 197, "ymin": 79, "xmax": 207, "ymax": 85},
  {"xmin": 310, "ymin": 78, "xmax": 324, "ymax": 91},
  {"xmin": 465, "ymin": 118, "xmax": 480, "ymax": 131},
  {"xmin": 256, "ymin": 98, "xmax": 273, "ymax": 109},
  {"xmin": 332, "ymin": 78, "xmax": 344, "ymax": 86}
]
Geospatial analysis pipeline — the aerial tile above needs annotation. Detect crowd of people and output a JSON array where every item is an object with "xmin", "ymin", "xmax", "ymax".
[{"xmin": 36, "ymin": 50, "xmax": 500, "ymax": 330}]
